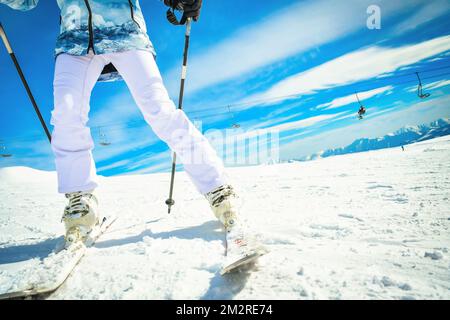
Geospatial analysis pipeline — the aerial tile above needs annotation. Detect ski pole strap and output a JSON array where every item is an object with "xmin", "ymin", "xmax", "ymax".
[
  {"xmin": 166, "ymin": 8, "xmax": 188, "ymax": 25},
  {"xmin": 0, "ymin": 23, "xmax": 13, "ymax": 54},
  {"xmin": 165, "ymin": 0, "xmax": 200, "ymax": 25},
  {"xmin": 165, "ymin": 0, "xmax": 183, "ymax": 25}
]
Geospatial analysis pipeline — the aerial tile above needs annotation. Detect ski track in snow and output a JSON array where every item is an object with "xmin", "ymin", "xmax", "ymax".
[{"xmin": 0, "ymin": 136, "xmax": 449, "ymax": 300}]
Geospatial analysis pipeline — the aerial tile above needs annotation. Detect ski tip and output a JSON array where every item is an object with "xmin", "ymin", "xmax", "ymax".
[{"xmin": 220, "ymin": 250, "xmax": 267, "ymax": 276}]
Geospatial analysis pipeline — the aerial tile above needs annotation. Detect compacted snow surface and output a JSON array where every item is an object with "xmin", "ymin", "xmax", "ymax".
[{"xmin": 0, "ymin": 136, "xmax": 449, "ymax": 300}]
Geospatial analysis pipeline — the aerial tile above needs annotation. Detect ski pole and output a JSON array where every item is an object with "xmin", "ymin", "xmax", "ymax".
[
  {"xmin": 0, "ymin": 23, "xmax": 52, "ymax": 143},
  {"xmin": 165, "ymin": 17, "xmax": 192, "ymax": 214}
]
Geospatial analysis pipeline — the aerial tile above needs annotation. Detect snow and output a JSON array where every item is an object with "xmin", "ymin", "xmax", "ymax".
[{"xmin": 1, "ymin": 136, "xmax": 450, "ymax": 300}]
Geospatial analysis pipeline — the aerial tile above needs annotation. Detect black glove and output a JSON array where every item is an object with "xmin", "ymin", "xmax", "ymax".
[
  {"xmin": 181, "ymin": 0, "xmax": 203, "ymax": 22},
  {"xmin": 164, "ymin": 0, "xmax": 203, "ymax": 25},
  {"xmin": 164, "ymin": 0, "xmax": 184, "ymax": 11}
]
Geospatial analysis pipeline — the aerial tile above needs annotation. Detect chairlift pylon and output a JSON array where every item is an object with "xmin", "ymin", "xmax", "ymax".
[{"xmin": 415, "ymin": 72, "xmax": 431, "ymax": 99}]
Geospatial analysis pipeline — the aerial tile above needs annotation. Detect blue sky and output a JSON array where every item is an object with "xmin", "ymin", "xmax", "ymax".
[{"xmin": 0, "ymin": 0, "xmax": 450, "ymax": 176}]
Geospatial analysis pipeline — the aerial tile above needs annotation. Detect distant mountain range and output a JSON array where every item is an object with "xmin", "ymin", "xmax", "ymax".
[{"xmin": 302, "ymin": 118, "xmax": 450, "ymax": 160}]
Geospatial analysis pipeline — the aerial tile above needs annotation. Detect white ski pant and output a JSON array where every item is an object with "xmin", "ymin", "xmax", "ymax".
[{"xmin": 51, "ymin": 50, "xmax": 228, "ymax": 194}]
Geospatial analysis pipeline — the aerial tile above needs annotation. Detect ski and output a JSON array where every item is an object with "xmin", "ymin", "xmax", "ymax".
[
  {"xmin": 0, "ymin": 215, "xmax": 116, "ymax": 300},
  {"xmin": 221, "ymin": 246, "xmax": 268, "ymax": 275}
]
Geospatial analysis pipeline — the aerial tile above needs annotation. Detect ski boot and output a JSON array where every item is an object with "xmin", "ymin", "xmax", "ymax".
[
  {"xmin": 206, "ymin": 185, "xmax": 239, "ymax": 230},
  {"xmin": 62, "ymin": 190, "xmax": 100, "ymax": 247},
  {"xmin": 206, "ymin": 185, "xmax": 268, "ymax": 273}
]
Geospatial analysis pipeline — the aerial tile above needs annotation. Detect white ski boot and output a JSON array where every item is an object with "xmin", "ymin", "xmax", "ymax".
[
  {"xmin": 206, "ymin": 185, "xmax": 239, "ymax": 230},
  {"xmin": 62, "ymin": 190, "xmax": 100, "ymax": 247},
  {"xmin": 206, "ymin": 185, "xmax": 268, "ymax": 274}
]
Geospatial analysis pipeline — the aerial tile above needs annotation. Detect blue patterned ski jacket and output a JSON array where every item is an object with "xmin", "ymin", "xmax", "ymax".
[{"xmin": 1, "ymin": 0, "xmax": 156, "ymax": 81}]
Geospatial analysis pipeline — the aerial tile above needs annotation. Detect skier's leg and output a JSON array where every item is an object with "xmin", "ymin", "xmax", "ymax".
[
  {"xmin": 109, "ymin": 50, "xmax": 266, "ymax": 260},
  {"xmin": 51, "ymin": 53, "xmax": 104, "ymax": 194},
  {"xmin": 51, "ymin": 52, "xmax": 105, "ymax": 244},
  {"xmin": 109, "ymin": 50, "xmax": 228, "ymax": 194}
]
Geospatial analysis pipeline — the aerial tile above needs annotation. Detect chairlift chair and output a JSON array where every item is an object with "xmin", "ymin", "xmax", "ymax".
[
  {"xmin": 227, "ymin": 105, "xmax": 241, "ymax": 129},
  {"xmin": 355, "ymin": 92, "xmax": 367, "ymax": 120},
  {"xmin": 0, "ymin": 145, "xmax": 12, "ymax": 158},
  {"xmin": 98, "ymin": 128, "xmax": 111, "ymax": 146},
  {"xmin": 415, "ymin": 72, "xmax": 431, "ymax": 99}
]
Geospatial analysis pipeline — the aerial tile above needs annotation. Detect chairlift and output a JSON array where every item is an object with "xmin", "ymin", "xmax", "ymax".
[
  {"xmin": 415, "ymin": 72, "xmax": 431, "ymax": 99},
  {"xmin": 0, "ymin": 141, "xmax": 12, "ymax": 158},
  {"xmin": 227, "ymin": 105, "xmax": 241, "ymax": 128},
  {"xmin": 98, "ymin": 128, "xmax": 111, "ymax": 146},
  {"xmin": 355, "ymin": 92, "xmax": 367, "ymax": 120}
]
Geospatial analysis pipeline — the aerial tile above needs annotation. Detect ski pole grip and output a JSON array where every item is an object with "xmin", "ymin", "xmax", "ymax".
[
  {"xmin": 0, "ymin": 23, "xmax": 13, "ymax": 54},
  {"xmin": 185, "ymin": 18, "xmax": 192, "ymax": 36}
]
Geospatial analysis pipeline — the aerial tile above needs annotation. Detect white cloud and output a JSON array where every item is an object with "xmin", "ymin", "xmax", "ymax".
[
  {"xmin": 243, "ymin": 111, "xmax": 305, "ymax": 132},
  {"xmin": 279, "ymin": 129, "xmax": 315, "ymax": 143},
  {"xmin": 224, "ymin": 110, "xmax": 347, "ymax": 140},
  {"xmin": 124, "ymin": 151, "xmax": 171, "ymax": 172},
  {"xmin": 423, "ymin": 79, "xmax": 450, "ymax": 90},
  {"xmin": 97, "ymin": 159, "xmax": 130, "ymax": 172},
  {"xmin": 124, "ymin": 158, "xmax": 172, "ymax": 175},
  {"xmin": 97, "ymin": 144, "xmax": 171, "ymax": 174},
  {"xmin": 244, "ymin": 35, "xmax": 450, "ymax": 106},
  {"xmin": 165, "ymin": 0, "xmax": 420, "ymax": 96},
  {"xmin": 88, "ymin": 91, "xmax": 161, "ymax": 164},
  {"xmin": 317, "ymin": 86, "xmax": 394, "ymax": 110},
  {"xmin": 393, "ymin": 0, "xmax": 450, "ymax": 35},
  {"xmin": 89, "ymin": 92, "xmax": 141, "ymax": 129},
  {"xmin": 264, "ymin": 113, "xmax": 346, "ymax": 133},
  {"xmin": 93, "ymin": 126, "xmax": 159, "ymax": 163}
]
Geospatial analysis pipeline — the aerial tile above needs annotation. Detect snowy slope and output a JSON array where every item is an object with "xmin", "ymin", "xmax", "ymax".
[{"xmin": 0, "ymin": 136, "xmax": 449, "ymax": 300}]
